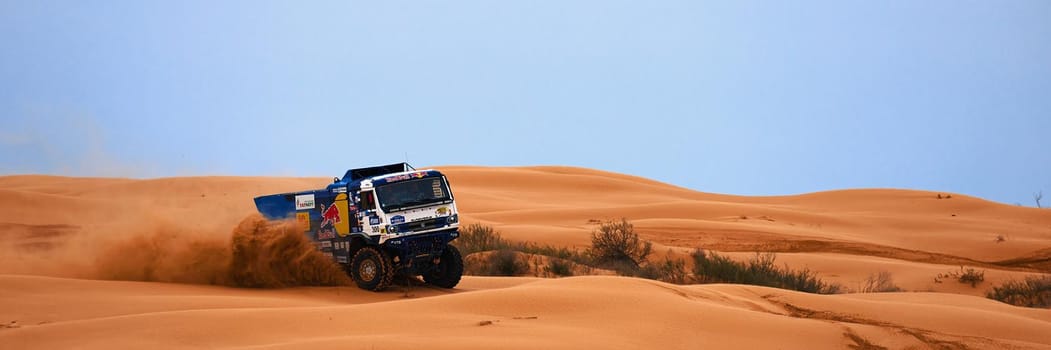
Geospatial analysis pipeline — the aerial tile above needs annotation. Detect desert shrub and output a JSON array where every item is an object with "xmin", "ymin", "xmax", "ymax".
[
  {"xmin": 958, "ymin": 268, "xmax": 985, "ymax": 287},
  {"xmin": 690, "ymin": 249, "xmax": 742, "ymax": 283},
  {"xmin": 637, "ymin": 258, "xmax": 688, "ymax": 284},
  {"xmin": 516, "ymin": 242, "xmax": 588, "ymax": 264},
  {"xmin": 484, "ymin": 249, "xmax": 529, "ymax": 276},
  {"xmin": 780, "ymin": 267, "xmax": 841, "ymax": 294},
  {"xmin": 939, "ymin": 266, "xmax": 985, "ymax": 287},
  {"xmin": 455, "ymin": 224, "xmax": 591, "ymax": 277},
  {"xmin": 861, "ymin": 271, "xmax": 902, "ymax": 293},
  {"xmin": 454, "ymin": 223, "xmax": 510, "ymax": 255},
  {"xmin": 691, "ymin": 249, "xmax": 841, "ymax": 294},
  {"xmin": 987, "ymin": 275, "xmax": 1051, "ymax": 308},
  {"xmin": 588, "ymin": 218, "xmax": 652, "ymax": 271},
  {"xmin": 545, "ymin": 258, "xmax": 574, "ymax": 277}
]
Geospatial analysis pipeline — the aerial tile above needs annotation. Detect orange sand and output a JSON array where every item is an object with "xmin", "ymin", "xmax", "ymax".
[{"xmin": 1, "ymin": 166, "xmax": 1049, "ymax": 349}]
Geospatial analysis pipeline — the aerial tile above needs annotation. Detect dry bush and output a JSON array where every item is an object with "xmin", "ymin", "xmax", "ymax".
[
  {"xmin": 939, "ymin": 266, "xmax": 985, "ymax": 287},
  {"xmin": 588, "ymin": 218, "xmax": 652, "ymax": 272},
  {"xmin": 987, "ymin": 275, "xmax": 1051, "ymax": 308},
  {"xmin": 454, "ymin": 223, "xmax": 509, "ymax": 255},
  {"xmin": 464, "ymin": 249, "xmax": 529, "ymax": 276},
  {"xmin": 691, "ymin": 249, "xmax": 841, "ymax": 294},
  {"xmin": 638, "ymin": 258, "xmax": 688, "ymax": 284},
  {"xmin": 861, "ymin": 271, "xmax": 901, "ymax": 293},
  {"xmin": 545, "ymin": 258, "xmax": 574, "ymax": 277},
  {"xmin": 486, "ymin": 249, "xmax": 529, "ymax": 276}
]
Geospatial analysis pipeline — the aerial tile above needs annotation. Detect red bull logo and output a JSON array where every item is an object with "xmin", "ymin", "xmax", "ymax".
[
  {"xmin": 383, "ymin": 171, "xmax": 428, "ymax": 183},
  {"xmin": 321, "ymin": 203, "xmax": 341, "ymax": 228}
]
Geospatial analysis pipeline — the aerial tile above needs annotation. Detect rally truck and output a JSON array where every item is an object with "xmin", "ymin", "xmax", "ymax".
[{"xmin": 253, "ymin": 163, "xmax": 463, "ymax": 291}]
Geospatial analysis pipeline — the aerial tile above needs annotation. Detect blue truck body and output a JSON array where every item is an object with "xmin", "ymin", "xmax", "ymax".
[{"xmin": 253, "ymin": 163, "xmax": 462, "ymax": 291}]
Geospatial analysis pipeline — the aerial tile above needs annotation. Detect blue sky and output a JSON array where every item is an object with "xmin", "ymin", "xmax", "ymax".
[{"xmin": 1, "ymin": 1, "xmax": 1049, "ymax": 205}]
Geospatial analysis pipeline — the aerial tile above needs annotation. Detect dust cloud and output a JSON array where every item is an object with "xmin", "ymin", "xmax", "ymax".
[{"xmin": 4, "ymin": 215, "xmax": 350, "ymax": 288}]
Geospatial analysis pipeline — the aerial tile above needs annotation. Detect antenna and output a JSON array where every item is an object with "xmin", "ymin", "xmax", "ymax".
[{"xmin": 405, "ymin": 152, "xmax": 415, "ymax": 170}]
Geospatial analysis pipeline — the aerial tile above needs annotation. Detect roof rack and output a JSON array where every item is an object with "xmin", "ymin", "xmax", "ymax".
[{"xmin": 342, "ymin": 162, "xmax": 415, "ymax": 182}]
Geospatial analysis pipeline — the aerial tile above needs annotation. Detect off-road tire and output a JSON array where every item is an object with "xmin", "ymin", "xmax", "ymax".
[
  {"xmin": 424, "ymin": 244, "xmax": 463, "ymax": 288},
  {"xmin": 350, "ymin": 247, "xmax": 394, "ymax": 291}
]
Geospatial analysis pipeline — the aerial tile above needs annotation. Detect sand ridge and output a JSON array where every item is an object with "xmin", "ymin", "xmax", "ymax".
[{"xmin": 1, "ymin": 166, "xmax": 1049, "ymax": 349}]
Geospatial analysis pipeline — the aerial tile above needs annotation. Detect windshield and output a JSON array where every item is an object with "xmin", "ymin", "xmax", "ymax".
[{"xmin": 375, "ymin": 176, "xmax": 452, "ymax": 212}]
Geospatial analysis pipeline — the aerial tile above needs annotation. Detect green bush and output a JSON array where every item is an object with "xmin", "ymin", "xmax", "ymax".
[
  {"xmin": 987, "ymin": 275, "xmax": 1051, "ymax": 308},
  {"xmin": 691, "ymin": 249, "xmax": 841, "ymax": 294}
]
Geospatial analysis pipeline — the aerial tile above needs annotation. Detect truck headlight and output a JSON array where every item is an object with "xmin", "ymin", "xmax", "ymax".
[
  {"xmin": 388, "ymin": 225, "xmax": 398, "ymax": 233},
  {"xmin": 448, "ymin": 214, "xmax": 458, "ymax": 224}
]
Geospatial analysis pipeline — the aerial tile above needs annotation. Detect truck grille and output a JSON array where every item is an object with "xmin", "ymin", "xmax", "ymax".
[
  {"xmin": 403, "ymin": 218, "xmax": 439, "ymax": 232},
  {"xmin": 406, "ymin": 234, "xmax": 447, "ymax": 257}
]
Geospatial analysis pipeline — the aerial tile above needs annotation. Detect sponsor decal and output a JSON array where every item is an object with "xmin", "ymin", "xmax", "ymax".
[
  {"xmin": 331, "ymin": 187, "xmax": 347, "ymax": 193},
  {"xmin": 333, "ymin": 193, "xmax": 351, "ymax": 236},
  {"xmin": 384, "ymin": 174, "xmax": 411, "ymax": 183},
  {"xmin": 351, "ymin": 226, "xmax": 361, "ymax": 233},
  {"xmin": 369, "ymin": 216, "xmax": 381, "ymax": 225},
  {"xmin": 412, "ymin": 216, "xmax": 434, "ymax": 222},
  {"xmin": 431, "ymin": 179, "xmax": 444, "ymax": 197},
  {"xmin": 317, "ymin": 228, "xmax": 336, "ymax": 240},
  {"xmin": 390, "ymin": 215, "xmax": 406, "ymax": 225},
  {"xmin": 296, "ymin": 212, "xmax": 310, "ymax": 231},
  {"xmin": 320, "ymin": 202, "xmax": 341, "ymax": 228},
  {"xmin": 336, "ymin": 256, "xmax": 348, "ymax": 264},
  {"xmin": 320, "ymin": 241, "xmax": 332, "ymax": 248},
  {"xmin": 324, "ymin": 252, "xmax": 334, "ymax": 258},
  {"xmin": 382, "ymin": 172, "xmax": 427, "ymax": 183},
  {"xmin": 435, "ymin": 206, "xmax": 450, "ymax": 216},
  {"xmin": 295, "ymin": 194, "xmax": 315, "ymax": 210}
]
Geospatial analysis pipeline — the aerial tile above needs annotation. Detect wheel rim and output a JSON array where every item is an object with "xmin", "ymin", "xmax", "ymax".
[{"xmin": 360, "ymin": 260, "xmax": 377, "ymax": 281}]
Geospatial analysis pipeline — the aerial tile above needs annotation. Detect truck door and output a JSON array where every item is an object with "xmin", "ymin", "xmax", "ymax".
[{"xmin": 358, "ymin": 190, "xmax": 380, "ymax": 234}]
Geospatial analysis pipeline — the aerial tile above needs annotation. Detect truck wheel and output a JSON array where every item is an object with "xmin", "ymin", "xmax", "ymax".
[
  {"xmin": 350, "ymin": 247, "xmax": 393, "ymax": 291},
  {"xmin": 424, "ymin": 244, "xmax": 463, "ymax": 289}
]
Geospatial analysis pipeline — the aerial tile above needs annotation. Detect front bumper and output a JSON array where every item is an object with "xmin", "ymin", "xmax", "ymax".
[{"xmin": 383, "ymin": 228, "xmax": 459, "ymax": 263}]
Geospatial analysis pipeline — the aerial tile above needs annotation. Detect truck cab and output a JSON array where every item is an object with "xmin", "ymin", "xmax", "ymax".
[{"xmin": 254, "ymin": 163, "xmax": 463, "ymax": 291}]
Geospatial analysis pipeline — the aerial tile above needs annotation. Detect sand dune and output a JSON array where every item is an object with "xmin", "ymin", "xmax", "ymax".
[
  {"xmin": 1, "ymin": 166, "xmax": 1049, "ymax": 349},
  {"xmin": 2, "ymin": 275, "xmax": 1048, "ymax": 349}
]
